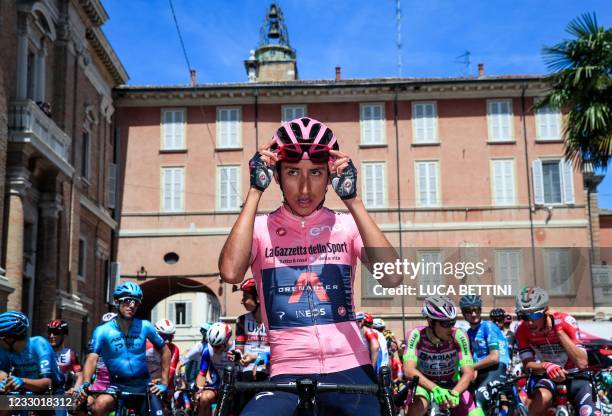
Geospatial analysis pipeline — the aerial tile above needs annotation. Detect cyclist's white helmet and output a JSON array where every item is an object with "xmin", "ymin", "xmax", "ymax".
[
  {"xmin": 155, "ymin": 319, "xmax": 176, "ymax": 335},
  {"xmin": 515, "ymin": 287, "xmax": 549, "ymax": 313},
  {"xmin": 207, "ymin": 322, "xmax": 232, "ymax": 346},
  {"xmin": 102, "ymin": 312, "xmax": 117, "ymax": 322},
  {"xmin": 372, "ymin": 318, "xmax": 386, "ymax": 330},
  {"xmin": 422, "ymin": 296, "xmax": 457, "ymax": 320}
]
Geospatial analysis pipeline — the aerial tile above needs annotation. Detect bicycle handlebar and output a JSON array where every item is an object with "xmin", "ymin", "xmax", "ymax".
[{"xmin": 233, "ymin": 381, "xmax": 380, "ymax": 395}]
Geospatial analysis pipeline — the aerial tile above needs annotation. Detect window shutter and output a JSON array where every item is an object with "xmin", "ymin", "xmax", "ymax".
[
  {"xmin": 532, "ymin": 160, "xmax": 544, "ymax": 205},
  {"xmin": 504, "ymin": 161, "xmax": 514, "ymax": 203},
  {"xmin": 428, "ymin": 162, "xmax": 437, "ymax": 205},
  {"xmin": 163, "ymin": 110, "xmax": 173, "ymax": 149},
  {"xmin": 493, "ymin": 161, "xmax": 503, "ymax": 204},
  {"xmin": 362, "ymin": 106, "xmax": 372, "ymax": 144},
  {"xmin": 163, "ymin": 169, "xmax": 172, "ymax": 211},
  {"xmin": 168, "ymin": 303, "xmax": 176, "ymax": 324},
  {"xmin": 186, "ymin": 302, "xmax": 192, "ymax": 326},
  {"xmin": 230, "ymin": 167, "xmax": 238, "ymax": 208},
  {"xmin": 562, "ymin": 160, "xmax": 575, "ymax": 204},
  {"xmin": 151, "ymin": 306, "xmax": 158, "ymax": 324},
  {"xmin": 107, "ymin": 162, "xmax": 117, "ymax": 209},
  {"xmin": 220, "ymin": 168, "xmax": 228, "ymax": 209},
  {"xmin": 364, "ymin": 164, "xmax": 373, "ymax": 206},
  {"xmin": 375, "ymin": 164, "xmax": 383, "ymax": 206}
]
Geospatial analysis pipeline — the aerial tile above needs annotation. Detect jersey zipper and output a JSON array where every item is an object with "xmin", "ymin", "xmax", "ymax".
[{"xmin": 302, "ymin": 218, "xmax": 325, "ymax": 374}]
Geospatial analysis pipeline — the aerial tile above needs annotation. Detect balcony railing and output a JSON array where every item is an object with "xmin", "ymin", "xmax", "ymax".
[{"xmin": 8, "ymin": 100, "xmax": 72, "ymax": 172}]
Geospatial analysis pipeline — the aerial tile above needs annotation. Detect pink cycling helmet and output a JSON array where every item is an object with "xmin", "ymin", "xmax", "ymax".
[{"xmin": 271, "ymin": 117, "xmax": 339, "ymax": 158}]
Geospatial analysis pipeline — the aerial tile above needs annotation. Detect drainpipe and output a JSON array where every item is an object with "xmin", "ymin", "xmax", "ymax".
[
  {"xmin": 521, "ymin": 86, "xmax": 537, "ymax": 283},
  {"xmin": 393, "ymin": 87, "xmax": 406, "ymax": 337}
]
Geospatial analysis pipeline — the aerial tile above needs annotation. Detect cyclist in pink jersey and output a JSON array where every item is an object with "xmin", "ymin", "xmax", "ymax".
[{"xmin": 219, "ymin": 117, "xmax": 401, "ymax": 415}]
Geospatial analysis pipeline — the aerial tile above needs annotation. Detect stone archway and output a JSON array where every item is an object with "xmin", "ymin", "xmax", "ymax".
[{"xmin": 129, "ymin": 276, "xmax": 222, "ymax": 320}]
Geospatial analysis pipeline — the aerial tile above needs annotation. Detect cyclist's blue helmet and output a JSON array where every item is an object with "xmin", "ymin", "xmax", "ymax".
[
  {"xmin": 0, "ymin": 311, "xmax": 29, "ymax": 338},
  {"xmin": 113, "ymin": 281, "xmax": 143, "ymax": 301},
  {"xmin": 459, "ymin": 295, "xmax": 482, "ymax": 309}
]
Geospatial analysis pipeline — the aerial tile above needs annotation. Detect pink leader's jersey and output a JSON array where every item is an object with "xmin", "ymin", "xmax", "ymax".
[{"xmin": 250, "ymin": 205, "xmax": 370, "ymax": 377}]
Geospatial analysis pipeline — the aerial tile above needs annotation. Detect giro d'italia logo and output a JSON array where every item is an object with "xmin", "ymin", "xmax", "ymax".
[
  {"xmin": 337, "ymin": 306, "xmax": 347, "ymax": 316},
  {"xmin": 276, "ymin": 227, "xmax": 287, "ymax": 236},
  {"xmin": 343, "ymin": 179, "xmax": 353, "ymax": 190},
  {"xmin": 259, "ymin": 172, "xmax": 267, "ymax": 182}
]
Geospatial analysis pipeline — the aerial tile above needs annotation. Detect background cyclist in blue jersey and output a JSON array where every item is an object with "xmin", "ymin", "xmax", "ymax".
[
  {"xmin": 0, "ymin": 311, "xmax": 65, "ymax": 416},
  {"xmin": 76, "ymin": 282, "xmax": 170, "ymax": 416},
  {"xmin": 459, "ymin": 295, "xmax": 509, "ymax": 409}
]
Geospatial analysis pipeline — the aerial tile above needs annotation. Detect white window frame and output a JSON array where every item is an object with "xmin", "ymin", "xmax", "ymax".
[
  {"xmin": 216, "ymin": 107, "xmax": 241, "ymax": 149},
  {"xmin": 544, "ymin": 248, "xmax": 574, "ymax": 295},
  {"xmin": 495, "ymin": 249, "xmax": 522, "ymax": 290},
  {"xmin": 412, "ymin": 101, "xmax": 438, "ymax": 144},
  {"xmin": 169, "ymin": 300, "xmax": 192, "ymax": 327},
  {"xmin": 161, "ymin": 108, "xmax": 186, "ymax": 150},
  {"xmin": 490, "ymin": 158, "xmax": 516, "ymax": 206},
  {"xmin": 281, "ymin": 105, "xmax": 306, "ymax": 123},
  {"xmin": 417, "ymin": 250, "xmax": 443, "ymax": 289},
  {"xmin": 487, "ymin": 99, "xmax": 514, "ymax": 142},
  {"xmin": 217, "ymin": 165, "xmax": 241, "ymax": 211},
  {"xmin": 532, "ymin": 158, "xmax": 574, "ymax": 206},
  {"xmin": 361, "ymin": 162, "xmax": 387, "ymax": 208},
  {"xmin": 360, "ymin": 103, "xmax": 386, "ymax": 145},
  {"xmin": 160, "ymin": 166, "xmax": 185, "ymax": 212},
  {"xmin": 78, "ymin": 237, "xmax": 87, "ymax": 281},
  {"xmin": 535, "ymin": 105, "xmax": 562, "ymax": 141},
  {"xmin": 415, "ymin": 160, "xmax": 440, "ymax": 207}
]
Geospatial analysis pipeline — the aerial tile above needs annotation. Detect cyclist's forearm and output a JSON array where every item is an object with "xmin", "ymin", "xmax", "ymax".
[
  {"xmin": 22, "ymin": 377, "xmax": 51, "ymax": 393},
  {"xmin": 160, "ymin": 345, "xmax": 171, "ymax": 385},
  {"xmin": 453, "ymin": 366, "xmax": 475, "ymax": 394},
  {"xmin": 219, "ymin": 188, "xmax": 262, "ymax": 284},
  {"xmin": 558, "ymin": 332, "xmax": 588, "ymax": 368},
  {"xmin": 344, "ymin": 197, "xmax": 402, "ymax": 288},
  {"xmin": 473, "ymin": 350, "xmax": 499, "ymax": 371},
  {"xmin": 81, "ymin": 353, "xmax": 99, "ymax": 384},
  {"xmin": 404, "ymin": 363, "xmax": 437, "ymax": 392}
]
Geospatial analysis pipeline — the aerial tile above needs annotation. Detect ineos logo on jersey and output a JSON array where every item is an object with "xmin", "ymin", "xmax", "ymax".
[
  {"xmin": 295, "ymin": 308, "xmax": 326, "ymax": 318},
  {"xmin": 309, "ymin": 223, "xmax": 344, "ymax": 237}
]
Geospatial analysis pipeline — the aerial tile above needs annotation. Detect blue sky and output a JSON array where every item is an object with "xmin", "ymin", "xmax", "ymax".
[{"xmin": 102, "ymin": 0, "xmax": 612, "ymax": 206}]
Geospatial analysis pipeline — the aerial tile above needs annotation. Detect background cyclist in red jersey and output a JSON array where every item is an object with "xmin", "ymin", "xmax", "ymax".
[
  {"xmin": 219, "ymin": 117, "xmax": 401, "ymax": 415},
  {"xmin": 514, "ymin": 287, "xmax": 599, "ymax": 416}
]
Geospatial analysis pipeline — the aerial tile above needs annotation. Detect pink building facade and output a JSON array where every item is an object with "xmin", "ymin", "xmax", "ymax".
[{"xmin": 115, "ymin": 75, "xmax": 610, "ymax": 336}]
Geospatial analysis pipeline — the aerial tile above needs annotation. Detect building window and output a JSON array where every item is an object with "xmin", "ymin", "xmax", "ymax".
[
  {"xmin": 412, "ymin": 102, "xmax": 437, "ymax": 144},
  {"xmin": 161, "ymin": 167, "xmax": 184, "ymax": 212},
  {"xmin": 491, "ymin": 159, "xmax": 516, "ymax": 206},
  {"xmin": 545, "ymin": 249, "xmax": 573, "ymax": 295},
  {"xmin": 216, "ymin": 107, "xmax": 241, "ymax": 148},
  {"xmin": 169, "ymin": 301, "xmax": 192, "ymax": 326},
  {"xmin": 536, "ymin": 105, "xmax": 561, "ymax": 141},
  {"xmin": 81, "ymin": 131, "xmax": 91, "ymax": 179},
  {"xmin": 487, "ymin": 100, "xmax": 513, "ymax": 142},
  {"xmin": 362, "ymin": 162, "xmax": 385, "ymax": 208},
  {"xmin": 532, "ymin": 159, "xmax": 574, "ymax": 205},
  {"xmin": 161, "ymin": 108, "xmax": 186, "ymax": 150},
  {"xmin": 78, "ymin": 238, "xmax": 87, "ymax": 281},
  {"xmin": 360, "ymin": 103, "xmax": 385, "ymax": 145},
  {"xmin": 282, "ymin": 105, "xmax": 306, "ymax": 123},
  {"xmin": 495, "ymin": 250, "xmax": 521, "ymax": 289},
  {"xmin": 418, "ymin": 250, "xmax": 443, "ymax": 288},
  {"xmin": 415, "ymin": 161, "xmax": 440, "ymax": 207},
  {"xmin": 218, "ymin": 165, "xmax": 241, "ymax": 211}
]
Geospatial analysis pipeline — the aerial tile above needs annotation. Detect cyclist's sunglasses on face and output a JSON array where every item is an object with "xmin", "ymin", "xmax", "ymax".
[
  {"xmin": 279, "ymin": 143, "xmax": 331, "ymax": 163},
  {"xmin": 437, "ymin": 319, "xmax": 456, "ymax": 328},
  {"xmin": 462, "ymin": 307, "xmax": 481, "ymax": 315},
  {"xmin": 118, "ymin": 297, "xmax": 141, "ymax": 307},
  {"xmin": 161, "ymin": 333, "xmax": 174, "ymax": 342},
  {"xmin": 519, "ymin": 311, "xmax": 545, "ymax": 321},
  {"xmin": 47, "ymin": 329, "xmax": 63, "ymax": 336}
]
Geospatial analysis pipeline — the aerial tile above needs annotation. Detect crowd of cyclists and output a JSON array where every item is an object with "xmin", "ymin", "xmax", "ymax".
[{"xmin": 1, "ymin": 117, "xmax": 611, "ymax": 415}]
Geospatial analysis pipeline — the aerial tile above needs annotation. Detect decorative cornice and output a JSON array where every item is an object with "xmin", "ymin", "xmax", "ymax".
[
  {"xmin": 86, "ymin": 27, "xmax": 128, "ymax": 85},
  {"xmin": 77, "ymin": 0, "xmax": 108, "ymax": 27},
  {"xmin": 80, "ymin": 194, "xmax": 117, "ymax": 229},
  {"xmin": 113, "ymin": 77, "xmax": 550, "ymax": 107}
]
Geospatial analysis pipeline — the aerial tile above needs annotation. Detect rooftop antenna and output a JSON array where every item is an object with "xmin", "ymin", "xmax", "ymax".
[
  {"xmin": 455, "ymin": 50, "xmax": 471, "ymax": 76},
  {"xmin": 396, "ymin": 0, "xmax": 402, "ymax": 77}
]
